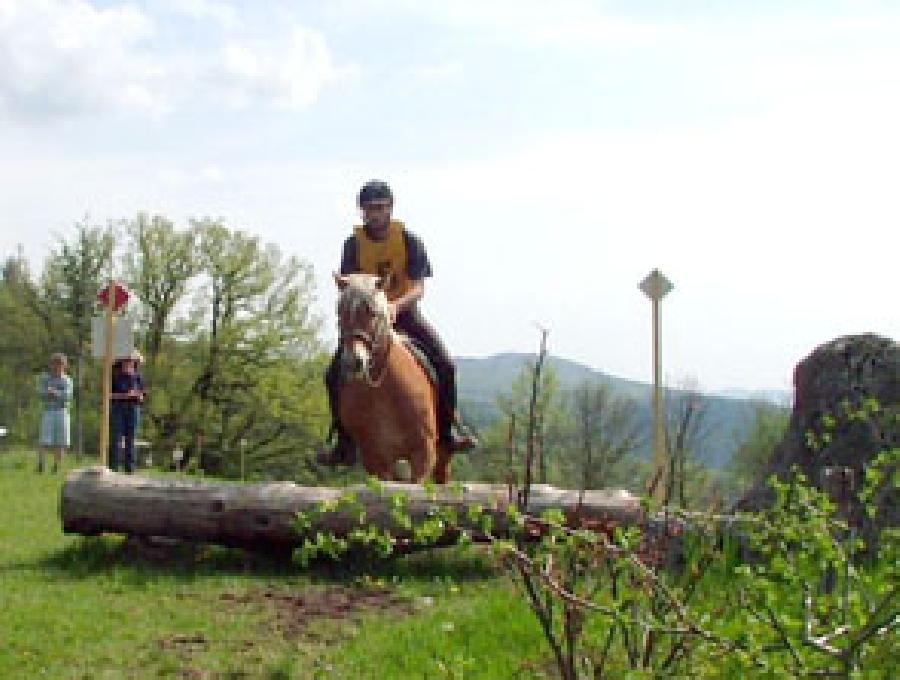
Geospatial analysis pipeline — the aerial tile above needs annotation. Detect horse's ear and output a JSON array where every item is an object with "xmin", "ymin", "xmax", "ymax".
[{"xmin": 333, "ymin": 272, "xmax": 349, "ymax": 290}]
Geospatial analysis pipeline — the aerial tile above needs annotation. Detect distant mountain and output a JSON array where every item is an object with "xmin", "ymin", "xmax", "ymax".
[
  {"xmin": 713, "ymin": 389, "xmax": 792, "ymax": 406},
  {"xmin": 456, "ymin": 353, "xmax": 788, "ymax": 469}
]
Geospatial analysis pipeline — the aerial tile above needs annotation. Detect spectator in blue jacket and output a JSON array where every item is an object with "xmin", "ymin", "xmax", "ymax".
[
  {"xmin": 110, "ymin": 355, "xmax": 144, "ymax": 473},
  {"xmin": 37, "ymin": 353, "xmax": 73, "ymax": 473}
]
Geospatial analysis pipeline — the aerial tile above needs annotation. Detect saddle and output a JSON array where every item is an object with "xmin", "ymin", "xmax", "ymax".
[{"xmin": 398, "ymin": 334, "xmax": 438, "ymax": 386}]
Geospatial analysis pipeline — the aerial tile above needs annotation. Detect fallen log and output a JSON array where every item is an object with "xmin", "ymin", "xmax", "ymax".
[{"xmin": 60, "ymin": 467, "xmax": 644, "ymax": 553}]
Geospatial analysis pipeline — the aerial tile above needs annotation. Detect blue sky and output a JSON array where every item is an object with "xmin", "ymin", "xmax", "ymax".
[{"xmin": 1, "ymin": 0, "xmax": 898, "ymax": 393}]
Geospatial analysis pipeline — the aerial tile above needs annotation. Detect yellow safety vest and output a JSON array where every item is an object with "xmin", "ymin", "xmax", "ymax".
[{"xmin": 353, "ymin": 220, "xmax": 413, "ymax": 302}]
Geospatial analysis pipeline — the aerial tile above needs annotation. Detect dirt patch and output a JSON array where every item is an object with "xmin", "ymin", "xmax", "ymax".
[
  {"xmin": 158, "ymin": 633, "xmax": 209, "ymax": 651},
  {"xmin": 221, "ymin": 585, "xmax": 413, "ymax": 639}
]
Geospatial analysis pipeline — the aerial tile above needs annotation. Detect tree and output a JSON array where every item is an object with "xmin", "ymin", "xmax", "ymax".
[
  {"xmin": 726, "ymin": 401, "xmax": 790, "ymax": 501},
  {"xmin": 499, "ymin": 354, "xmax": 565, "ymax": 488},
  {"xmin": 570, "ymin": 380, "xmax": 644, "ymax": 490},
  {"xmin": 179, "ymin": 219, "xmax": 326, "ymax": 476},
  {"xmin": 122, "ymin": 213, "xmax": 198, "ymax": 362},
  {"xmin": 664, "ymin": 377, "xmax": 713, "ymax": 508},
  {"xmin": 3, "ymin": 214, "xmax": 332, "ymax": 481},
  {"xmin": 0, "ymin": 249, "xmax": 50, "ymax": 444},
  {"xmin": 40, "ymin": 221, "xmax": 115, "ymax": 456}
]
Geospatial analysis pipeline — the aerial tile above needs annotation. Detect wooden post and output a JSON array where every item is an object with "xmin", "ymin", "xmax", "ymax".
[
  {"xmin": 652, "ymin": 294, "xmax": 664, "ymax": 496},
  {"xmin": 506, "ymin": 414, "xmax": 516, "ymax": 502},
  {"xmin": 99, "ymin": 281, "xmax": 116, "ymax": 467},
  {"xmin": 639, "ymin": 269, "xmax": 673, "ymax": 502}
]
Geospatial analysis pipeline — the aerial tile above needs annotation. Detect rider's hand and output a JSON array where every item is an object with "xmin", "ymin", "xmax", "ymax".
[{"xmin": 387, "ymin": 302, "xmax": 399, "ymax": 325}]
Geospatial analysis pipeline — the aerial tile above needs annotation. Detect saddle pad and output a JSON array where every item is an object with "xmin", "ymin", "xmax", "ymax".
[{"xmin": 400, "ymin": 336, "xmax": 438, "ymax": 386}]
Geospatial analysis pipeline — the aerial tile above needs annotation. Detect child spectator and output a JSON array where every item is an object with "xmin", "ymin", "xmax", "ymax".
[{"xmin": 110, "ymin": 355, "xmax": 144, "ymax": 473}]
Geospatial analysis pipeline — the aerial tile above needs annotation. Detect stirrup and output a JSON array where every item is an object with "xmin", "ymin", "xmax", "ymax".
[{"xmin": 315, "ymin": 436, "xmax": 356, "ymax": 466}]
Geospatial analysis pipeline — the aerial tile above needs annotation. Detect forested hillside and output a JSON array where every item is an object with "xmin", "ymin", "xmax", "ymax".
[{"xmin": 457, "ymin": 353, "xmax": 788, "ymax": 469}]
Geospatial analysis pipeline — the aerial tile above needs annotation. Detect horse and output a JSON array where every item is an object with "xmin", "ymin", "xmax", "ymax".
[{"xmin": 333, "ymin": 272, "xmax": 453, "ymax": 483}]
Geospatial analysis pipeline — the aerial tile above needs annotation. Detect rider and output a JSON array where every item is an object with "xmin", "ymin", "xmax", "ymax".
[{"xmin": 319, "ymin": 179, "xmax": 477, "ymax": 465}]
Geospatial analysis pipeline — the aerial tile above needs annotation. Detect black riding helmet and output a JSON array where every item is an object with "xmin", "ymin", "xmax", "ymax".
[{"xmin": 357, "ymin": 180, "xmax": 393, "ymax": 207}]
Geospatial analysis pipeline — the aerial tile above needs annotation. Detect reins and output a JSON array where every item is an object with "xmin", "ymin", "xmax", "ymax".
[
  {"xmin": 342, "ymin": 303, "xmax": 392, "ymax": 388},
  {"xmin": 358, "ymin": 324, "xmax": 392, "ymax": 388}
]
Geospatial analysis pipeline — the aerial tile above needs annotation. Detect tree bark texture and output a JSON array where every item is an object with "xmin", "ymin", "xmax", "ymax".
[{"xmin": 61, "ymin": 467, "xmax": 644, "ymax": 552}]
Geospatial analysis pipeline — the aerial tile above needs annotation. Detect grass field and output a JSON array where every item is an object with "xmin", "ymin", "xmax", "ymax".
[{"xmin": 0, "ymin": 450, "xmax": 551, "ymax": 679}]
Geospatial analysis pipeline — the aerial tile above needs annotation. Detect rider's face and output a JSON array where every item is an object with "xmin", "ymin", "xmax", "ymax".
[{"xmin": 360, "ymin": 199, "xmax": 392, "ymax": 236}]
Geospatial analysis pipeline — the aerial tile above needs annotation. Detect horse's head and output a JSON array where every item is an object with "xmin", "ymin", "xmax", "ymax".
[{"xmin": 334, "ymin": 273, "xmax": 391, "ymax": 382}]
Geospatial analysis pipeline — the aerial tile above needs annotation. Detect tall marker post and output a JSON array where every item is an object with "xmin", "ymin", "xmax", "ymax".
[
  {"xmin": 96, "ymin": 281, "xmax": 129, "ymax": 467},
  {"xmin": 639, "ymin": 269, "xmax": 673, "ymax": 502}
]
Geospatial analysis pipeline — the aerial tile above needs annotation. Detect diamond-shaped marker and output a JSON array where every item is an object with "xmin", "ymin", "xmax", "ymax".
[
  {"xmin": 639, "ymin": 269, "xmax": 673, "ymax": 301},
  {"xmin": 97, "ymin": 282, "xmax": 130, "ymax": 311}
]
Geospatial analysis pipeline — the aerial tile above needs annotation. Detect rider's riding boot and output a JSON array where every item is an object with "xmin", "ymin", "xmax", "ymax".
[
  {"xmin": 440, "ymin": 412, "xmax": 478, "ymax": 452},
  {"xmin": 316, "ymin": 427, "xmax": 357, "ymax": 466}
]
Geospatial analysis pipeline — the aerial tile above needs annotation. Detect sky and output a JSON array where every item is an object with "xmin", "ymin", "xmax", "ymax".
[{"xmin": 1, "ymin": 0, "xmax": 897, "ymax": 395}]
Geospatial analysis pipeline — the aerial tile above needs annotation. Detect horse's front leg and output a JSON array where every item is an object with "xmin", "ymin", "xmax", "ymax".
[
  {"xmin": 360, "ymin": 444, "xmax": 395, "ymax": 481},
  {"xmin": 409, "ymin": 438, "xmax": 437, "ymax": 484}
]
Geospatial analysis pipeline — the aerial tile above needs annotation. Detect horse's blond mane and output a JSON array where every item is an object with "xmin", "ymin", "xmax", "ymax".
[{"xmin": 337, "ymin": 274, "xmax": 391, "ymax": 327}]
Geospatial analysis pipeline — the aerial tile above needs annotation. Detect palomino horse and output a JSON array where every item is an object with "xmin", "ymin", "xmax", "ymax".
[{"xmin": 334, "ymin": 273, "xmax": 453, "ymax": 483}]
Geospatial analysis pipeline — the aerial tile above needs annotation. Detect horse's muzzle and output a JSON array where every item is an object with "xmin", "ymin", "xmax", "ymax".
[{"xmin": 340, "ymin": 336, "xmax": 371, "ymax": 380}]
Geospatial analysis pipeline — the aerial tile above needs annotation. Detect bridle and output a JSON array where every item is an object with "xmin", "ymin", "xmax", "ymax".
[{"xmin": 339, "ymin": 294, "xmax": 393, "ymax": 388}]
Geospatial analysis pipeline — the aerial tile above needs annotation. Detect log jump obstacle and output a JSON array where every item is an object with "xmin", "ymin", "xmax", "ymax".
[{"xmin": 61, "ymin": 467, "xmax": 644, "ymax": 553}]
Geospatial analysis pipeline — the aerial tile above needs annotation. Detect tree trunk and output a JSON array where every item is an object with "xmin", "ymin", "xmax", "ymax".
[{"xmin": 60, "ymin": 467, "xmax": 644, "ymax": 553}]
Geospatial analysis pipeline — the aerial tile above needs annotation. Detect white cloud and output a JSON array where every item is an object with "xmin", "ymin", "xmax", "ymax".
[
  {"xmin": 160, "ymin": 0, "xmax": 238, "ymax": 30},
  {"xmin": 212, "ymin": 27, "xmax": 359, "ymax": 110},
  {"xmin": 0, "ymin": 0, "xmax": 168, "ymax": 119},
  {"xmin": 359, "ymin": 0, "xmax": 674, "ymax": 46},
  {"xmin": 156, "ymin": 164, "xmax": 226, "ymax": 185},
  {"xmin": 0, "ymin": 0, "xmax": 356, "ymax": 121},
  {"xmin": 408, "ymin": 61, "xmax": 464, "ymax": 81}
]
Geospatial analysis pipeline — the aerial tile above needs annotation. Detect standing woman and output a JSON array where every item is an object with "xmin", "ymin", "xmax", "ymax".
[{"xmin": 37, "ymin": 353, "xmax": 73, "ymax": 473}]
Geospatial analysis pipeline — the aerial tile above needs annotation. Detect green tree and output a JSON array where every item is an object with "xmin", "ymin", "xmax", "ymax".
[
  {"xmin": 182, "ymin": 219, "xmax": 326, "ymax": 477},
  {"xmin": 4, "ymin": 215, "xmax": 331, "ymax": 481},
  {"xmin": 122, "ymin": 213, "xmax": 198, "ymax": 362},
  {"xmin": 503, "ymin": 360, "xmax": 565, "ymax": 486},
  {"xmin": 726, "ymin": 401, "xmax": 790, "ymax": 501},
  {"xmin": 569, "ymin": 380, "xmax": 644, "ymax": 490},
  {"xmin": 663, "ymin": 378, "xmax": 713, "ymax": 508},
  {"xmin": 40, "ymin": 221, "xmax": 115, "ymax": 456},
  {"xmin": 454, "ymin": 353, "xmax": 566, "ymax": 486},
  {"xmin": 0, "ymin": 249, "xmax": 50, "ymax": 444}
]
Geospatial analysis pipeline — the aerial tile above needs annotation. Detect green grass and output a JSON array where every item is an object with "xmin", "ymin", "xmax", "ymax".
[{"xmin": 0, "ymin": 450, "xmax": 550, "ymax": 679}]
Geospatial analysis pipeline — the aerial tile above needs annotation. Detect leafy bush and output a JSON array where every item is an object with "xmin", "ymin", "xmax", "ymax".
[{"xmin": 293, "ymin": 449, "xmax": 898, "ymax": 678}]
